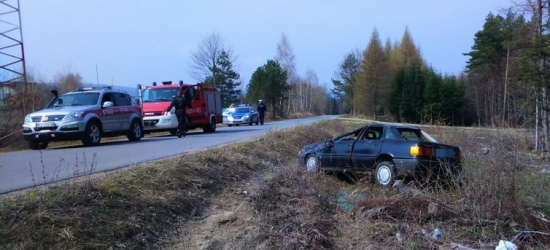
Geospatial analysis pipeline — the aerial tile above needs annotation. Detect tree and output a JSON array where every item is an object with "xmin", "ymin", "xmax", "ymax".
[
  {"xmin": 388, "ymin": 63, "xmax": 425, "ymax": 123},
  {"xmin": 332, "ymin": 49, "xmax": 361, "ymax": 114},
  {"xmin": 205, "ymin": 50, "xmax": 242, "ymax": 107},
  {"xmin": 53, "ymin": 70, "xmax": 83, "ymax": 94},
  {"xmin": 275, "ymin": 33, "xmax": 297, "ymax": 115},
  {"xmin": 247, "ymin": 60, "xmax": 289, "ymax": 119},
  {"xmin": 190, "ymin": 33, "xmax": 234, "ymax": 83},
  {"xmin": 389, "ymin": 28, "xmax": 424, "ymax": 72},
  {"xmin": 356, "ymin": 29, "xmax": 391, "ymax": 119}
]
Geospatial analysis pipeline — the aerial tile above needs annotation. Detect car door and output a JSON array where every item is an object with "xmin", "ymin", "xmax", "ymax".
[
  {"xmin": 351, "ymin": 125, "xmax": 384, "ymax": 170},
  {"xmin": 320, "ymin": 129, "xmax": 361, "ymax": 169},
  {"xmin": 99, "ymin": 93, "xmax": 117, "ymax": 132},
  {"xmin": 113, "ymin": 92, "xmax": 133, "ymax": 131},
  {"xmin": 250, "ymin": 108, "xmax": 258, "ymax": 122}
]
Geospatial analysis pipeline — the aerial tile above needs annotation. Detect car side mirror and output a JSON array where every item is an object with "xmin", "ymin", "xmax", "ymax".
[{"xmin": 103, "ymin": 101, "xmax": 114, "ymax": 108}]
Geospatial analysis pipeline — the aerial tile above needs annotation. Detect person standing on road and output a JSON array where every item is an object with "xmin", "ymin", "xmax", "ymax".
[
  {"xmin": 257, "ymin": 99, "xmax": 267, "ymax": 125},
  {"xmin": 166, "ymin": 89, "xmax": 188, "ymax": 138}
]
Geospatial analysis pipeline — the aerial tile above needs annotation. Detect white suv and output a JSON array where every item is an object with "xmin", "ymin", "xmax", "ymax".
[{"xmin": 22, "ymin": 87, "xmax": 144, "ymax": 150}]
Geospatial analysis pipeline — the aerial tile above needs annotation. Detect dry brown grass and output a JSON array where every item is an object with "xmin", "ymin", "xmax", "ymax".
[{"xmin": 1, "ymin": 119, "xmax": 549, "ymax": 249}]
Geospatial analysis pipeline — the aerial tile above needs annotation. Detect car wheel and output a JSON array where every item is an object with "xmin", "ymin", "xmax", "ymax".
[
  {"xmin": 127, "ymin": 120, "xmax": 143, "ymax": 141},
  {"xmin": 228, "ymin": 124, "xmax": 233, "ymax": 127},
  {"xmin": 305, "ymin": 154, "xmax": 320, "ymax": 172},
  {"xmin": 169, "ymin": 129, "xmax": 177, "ymax": 135},
  {"xmin": 28, "ymin": 140, "xmax": 49, "ymax": 150},
  {"xmin": 255, "ymin": 118, "xmax": 259, "ymax": 125},
  {"xmin": 374, "ymin": 161, "xmax": 396, "ymax": 187},
  {"xmin": 82, "ymin": 121, "xmax": 101, "ymax": 146}
]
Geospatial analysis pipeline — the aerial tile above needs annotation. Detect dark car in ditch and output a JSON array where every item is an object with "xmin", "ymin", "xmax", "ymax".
[{"xmin": 297, "ymin": 123, "xmax": 462, "ymax": 187}]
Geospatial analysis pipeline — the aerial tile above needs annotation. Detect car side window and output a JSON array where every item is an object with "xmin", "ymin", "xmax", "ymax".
[
  {"xmin": 114, "ymin": 93, "xmax": 131, "ymax": 106},
  {"xmin": 364, "ymin": 126, "xmax": 384, "ymax": 140},
  {"xmin": 102, "ymin": 93, "xmax": 114, "ymax": 105},
  {"xmin": 384, "ymin": 129, "xmax": 398, "ymax": 140}
]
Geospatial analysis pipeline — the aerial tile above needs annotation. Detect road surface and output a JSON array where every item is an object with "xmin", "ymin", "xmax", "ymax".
[{"xmin": 0, "ymin": 116, "xmax": 336, "ymax": 194}]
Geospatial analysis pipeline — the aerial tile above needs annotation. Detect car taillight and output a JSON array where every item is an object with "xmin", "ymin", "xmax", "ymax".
[{"xmin": 410, "ymin": 146, "xmax": 433, "ymax": 157}]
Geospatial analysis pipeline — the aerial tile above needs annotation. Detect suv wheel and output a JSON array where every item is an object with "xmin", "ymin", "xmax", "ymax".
[
  {"xmin": 374, "ymin": 161, "xmax": 396, "ymax": 187},
  {"xmin": 127, "ymin": 120, "xmax": 143, "ymax": 141},
  {"xmin": 82, "ymin": 121, "xmax": 101, "ymax": 146},
  {"xmin": 28, "ymin": 140, "xmax": 49, "ymax": 150}
]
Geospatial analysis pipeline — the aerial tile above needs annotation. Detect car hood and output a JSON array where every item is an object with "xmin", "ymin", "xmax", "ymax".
[
  {"xmin": 142, "ymin": 101, "xmax": 170, "ymax": 113},
  {"xmin": 28, "ymin": 105, "xmax": 97, "ymax": 116},
  {"xmin": 300, "ymin": 141, "xmax": 326, "ymax": 154},
  {"xmin": 229, "ymin": 112, "xmax": 251, "ymax": 116}
]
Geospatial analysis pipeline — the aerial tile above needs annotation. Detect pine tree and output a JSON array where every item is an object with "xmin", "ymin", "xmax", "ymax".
[
  {"xmin": 247, "ymin": 60, "xmax": 289, "ymax": 119},
  {"xmin": 331, "ymin": 50, "xmax": 361, "ymax": 114},
  {"xmin": 205, "ymin": 50, "xmax": 241, "ymax": 107},
  {"xmin": 357, "ymin": 29, "xmax": 390, "ymax": 119}
]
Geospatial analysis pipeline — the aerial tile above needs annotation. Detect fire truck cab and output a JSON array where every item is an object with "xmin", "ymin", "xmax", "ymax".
[{"xmin": 138, "ymin": 81, "xmax": 222, "ymax": 134}]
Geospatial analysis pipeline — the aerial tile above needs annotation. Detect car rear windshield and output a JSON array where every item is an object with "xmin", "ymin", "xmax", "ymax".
[{"xmin": 396, "ymin": 128, "xmax": 423, "ymax": 141}]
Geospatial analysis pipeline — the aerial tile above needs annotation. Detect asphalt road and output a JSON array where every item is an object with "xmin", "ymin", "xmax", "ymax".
[{"xmin": 0, "ymin": 116, "xmax": 336, "ymax": 194}]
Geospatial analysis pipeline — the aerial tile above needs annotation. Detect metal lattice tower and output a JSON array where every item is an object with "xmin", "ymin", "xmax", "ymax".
[{"xmin": 0, "ymin": 0, "xmax": 26, "ymax": 88}]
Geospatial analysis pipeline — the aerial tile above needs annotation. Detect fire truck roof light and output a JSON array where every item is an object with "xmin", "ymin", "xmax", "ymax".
[
  {"xmin": 152, "ymin": 82, "xmax": 157, "ymax": 86},
  {"xmin": 179, "ymin": 80, "xmax": 183, "ymax": 86},
  {"xmin": 162, "ymin": 81, "xmax": 172, "ymax": 85}
]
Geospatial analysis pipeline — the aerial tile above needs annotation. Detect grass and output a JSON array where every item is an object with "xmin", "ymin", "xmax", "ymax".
[{"xmin": 1, "ymin": 119, "xmax": 549, "ymax": 249}]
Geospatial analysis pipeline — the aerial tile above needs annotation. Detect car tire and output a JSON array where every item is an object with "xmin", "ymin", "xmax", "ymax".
[
  {"xmin": 305, "ymin": 154, "xmax": 320, "ymax": 172},
  {"xmin": 127, "ymin": 119, "xmax": 143, "ymax": 141},
  {"xmin": 28, "ymin": 140, "xmax": 49, "ymax": 150},
  {"xmin": 228, "ymin": 124, "xmax": 233, "ymax": 127},
  {"xmin": 374, "ymin": 161, "xmax": 397, "ymax": 187},
  {"xmin": 255, "ymin": 118, "xmax": 259, "ymax": 125},
  {"xmin": 202, "ymin": 116, "xmax": 216, "ymax": 133},
  {"xmin": 82, "ymin": 121, "xmax": 101, "ymax": 146},
  {"xmin": 169, "ymin": 129, "xmax": 177, "ymax": 135}
]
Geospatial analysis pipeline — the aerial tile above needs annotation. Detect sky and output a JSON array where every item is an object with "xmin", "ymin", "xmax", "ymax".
[{"xmin": 15, "ymin": 0, "xmax": 509, "ymax": 90}]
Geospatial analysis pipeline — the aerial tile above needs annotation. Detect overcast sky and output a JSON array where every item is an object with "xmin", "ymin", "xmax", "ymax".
[{"xmin": 18, "ymin": 0, "xmax": 508, "ymax": 90}]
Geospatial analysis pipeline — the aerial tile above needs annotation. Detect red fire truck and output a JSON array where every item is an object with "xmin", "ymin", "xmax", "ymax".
[{"xmin": 138, "ymin": 81, "xmax": 222, "ymax": 134}]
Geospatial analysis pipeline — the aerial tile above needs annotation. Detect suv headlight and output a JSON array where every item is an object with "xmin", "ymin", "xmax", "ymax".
[
  {"xmin": 243, "ymin": 114, "xmax": 250, "ymax": 119},
  {"xmin": 24, "ymin": 115, "xmax": 32, "ymax": 123},
  {"xmin": 65, "ymin": 111, "xmax": 85, "ymax": 120}
]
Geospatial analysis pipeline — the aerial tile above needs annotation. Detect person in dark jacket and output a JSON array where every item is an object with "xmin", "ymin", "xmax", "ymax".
[
  {"xmin": 166, "ymin": 89, "xmax": 188, "ymax": 138},
  {"xmin": 257, "ymin": 99, "xmax": 267, "ymax": 125}
]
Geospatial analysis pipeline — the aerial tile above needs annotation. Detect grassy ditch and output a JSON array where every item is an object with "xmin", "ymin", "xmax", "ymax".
[{"xmin": 1, "ymin": 119, "xmax": 550, "ymax": 249}]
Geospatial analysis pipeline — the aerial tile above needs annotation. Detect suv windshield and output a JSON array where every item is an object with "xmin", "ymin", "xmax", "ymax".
[
  {"xmin": 53, "ymin": 93, "xmax": 100, "ymax": 107},
  {"xmin": 142, "ymin": 88, "xmax": 178, "ymax": 102}
]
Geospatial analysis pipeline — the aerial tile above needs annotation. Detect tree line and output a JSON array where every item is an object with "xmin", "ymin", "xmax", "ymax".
[{"xmin": 3, "ymin": 0, "xmax": 550, "ymax": 150}]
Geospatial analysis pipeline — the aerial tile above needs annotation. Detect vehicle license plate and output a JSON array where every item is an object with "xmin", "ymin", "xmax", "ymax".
[{"xmin": 36, "ymin": 122, "xmax": 56, "ymax": 128}]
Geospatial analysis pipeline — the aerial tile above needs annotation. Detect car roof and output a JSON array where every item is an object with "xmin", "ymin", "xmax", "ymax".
[{"xmin": 369, "ymin": 122, "xmax": 419, "ymax": 130}]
